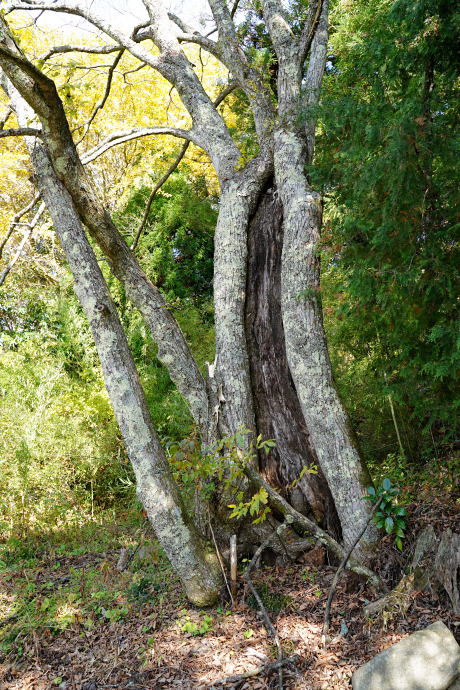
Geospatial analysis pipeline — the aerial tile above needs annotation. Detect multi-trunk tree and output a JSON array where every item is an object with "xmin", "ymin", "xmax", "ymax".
[{"xmin": 0, "ymin": 0, "xmax": 378, "ymax": 605}]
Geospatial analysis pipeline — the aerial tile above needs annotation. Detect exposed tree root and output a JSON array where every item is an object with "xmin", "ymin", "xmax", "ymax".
[{"xmin": 244, "ymin": 465, "xmax": 384, "ymax": 590}]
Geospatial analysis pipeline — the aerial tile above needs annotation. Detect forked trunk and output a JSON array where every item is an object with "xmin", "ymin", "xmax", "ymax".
[{"xmin": 25, "ymin": 136, "xmax": 222, "ymax": 607}]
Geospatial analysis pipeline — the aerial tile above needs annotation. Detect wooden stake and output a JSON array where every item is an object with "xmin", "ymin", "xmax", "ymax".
[{"xmin": 230, "ymin": 535, "xmax": 237, "ymax": 597}]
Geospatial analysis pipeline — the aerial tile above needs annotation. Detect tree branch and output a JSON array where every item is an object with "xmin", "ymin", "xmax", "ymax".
[
  {"xmin": 0, "ymin": 201, "xmax": 46, "ymax": 287},
  {"xmin": 9, "ymin": 0, "xmax": 240, "ymax": 172},
  {"xmin": 322, "ymin": 494, "xmax": 384, "ymax": 644},
  {"xmin": 74, "ymin": 48, "xmax": 124, "ymax": 142},
  {"xmin": 0, "ymin": 105, "xmax": 12, "ymax": 128},
  {"xmin": 167, "ymin": 13, "xmax": 223, "ymax": 61},
  {"xmin": 130, "ymin": 82, "xmax": 237, "ymax": 251},
  {"xmin": 0, "ymin": 126, "xmax": 42, "ymax": 137},
  {"xmin": 9, "ymin": 1, "xmax": 162, "ymax": 71},
  {"xmin": 0, "ymin": 192, "xmax": 40, "ymax": 261},
  {"xmin": 260, "ymin": 0, "xmax": 296, "ymax": 56},
  {"xmin": 81, "ymin": 126, "xmax": 197, "ymax": 164},
  {"xmin": 244, "ymin": 464, "xmax": 383, "ymax": 590},
  {"xmin": 299, "ymin": 0, "xmax": 322, "ymax": 60},
  {"xmin": 38, "ymin": 43, "xmax": 121, "ymax": 62},
  {"xmin": 303, "ymin": 0, "xmax": 329, "ymax": 161},
  {"xmin": 243, "ymin": 518, "xmax": 293, "ymax": 690},
  {"xmin": 207, "ymin": 0, "xmax": 275, "ymax": 154},
  {"xmin": 208, "ymin": 657, "xmax": 299, "ymax": 687},
  {"xmin": 131, "ymin": 140, "xmax": 189, "ymax": 252}
]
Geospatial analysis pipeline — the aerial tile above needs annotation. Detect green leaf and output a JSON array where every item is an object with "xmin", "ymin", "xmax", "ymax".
[
  {"xmin": 395, "ymin": 525, "xmax": 405, "ymax": 538},
  {"xmin": 384, "ymin": 516, "xmax": 394, "ymax": 533},
  {"xmin": 382, "ymin": 478, "xmax": 391, "ymax": 490},
  {"xmin": 396, "ymin": 537, "xmax": 403, "ymax": 551},
  {"xmin": 367, "ymin": 486, "xmax": 376, "ymax": 496}
]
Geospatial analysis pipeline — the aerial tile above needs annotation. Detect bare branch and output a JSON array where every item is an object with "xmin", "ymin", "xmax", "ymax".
[
  {"xmin": 207, "ymin": 0, "xmax": 243, "ymax": 67},
  {"xmin": 214, "ymin": 81, "xmax": 238, "ymax": 107},
  {"xmin": 244, "ymin": 464, "xmax": 383, "ymax": 590},
  {"xmin": 167, "ymin": 13, "xmax": 223, "ymax": 61},
  {"xmin": 0, "ymin": 192, "xmax": 40, "ymax": 261},
  {"xmin": 322, "ymin": 494, "xmax": 384, "ymax": 644},
  {"xmin": 123, "ymin": 62, "xmax": 148, "ymax": 80},
  {"xmin": 38, "ymin": 44, "xmax": 121, "ymax": 62},
  {"xmin": 9, "ymin": 1, "xmax": 162, "ymax": 71},
  {"xmin": 0, "ymin": 201, "xmax": 46, "ymax": 287},
  {"xmin": 230, "ymin": 0, "xmax": 241, "ymax": 19},
  {"xmin": 0, "ymin": 106, "xmax": 12, "ymax": 128},
  {"xmin": 131, "ymin": 140, "xmax": 189, "ymax": 251},
  {"xmin": 130, "ymin": 82, "xmax": 237, "ymax": 251},
  {"xmin": 10, "ymin": 0, "xmax": 239, "ymax": 172},
  {"xmin": 81, "ymin": 126, "xmax": 198, "ymax": 164},
  {"xmin": 0, "ymin": 126, "xmax": 42, "ymax": 137},
  {"xmin": 74, "ymin": 48, "xmax": 124, "ymax": 142}
]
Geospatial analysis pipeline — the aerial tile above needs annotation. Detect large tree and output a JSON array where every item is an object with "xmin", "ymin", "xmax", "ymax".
[{"xmin": 0, "ymin": 0, "xmax": 378, "ymax": 605}]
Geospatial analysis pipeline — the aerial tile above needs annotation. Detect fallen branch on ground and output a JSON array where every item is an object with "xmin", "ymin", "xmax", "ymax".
[
  {"xmin": 243, "ymin": 517, "xmax": 294, "ymax": 690},
  {"xmin": 207, "ymin": 655, "xmax": 299, "ymax": 688}
]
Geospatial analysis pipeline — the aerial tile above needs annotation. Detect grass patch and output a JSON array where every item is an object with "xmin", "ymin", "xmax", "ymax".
[
  {"xmin": 0, "ymin": 510, "xmax": 175, "ymax": 662},
  {"xmin": 248, "ymin": 583, "xmax": 292, "ymax": 614}
]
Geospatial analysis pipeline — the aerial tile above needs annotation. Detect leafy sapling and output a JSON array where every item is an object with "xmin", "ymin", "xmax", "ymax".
[{"xmin": 364, "ymin": 478, "xmax": 407, "ymax": 550}]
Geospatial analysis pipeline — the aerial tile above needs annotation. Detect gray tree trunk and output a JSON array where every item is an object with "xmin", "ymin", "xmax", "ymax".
[{"xmin": 5, "ymin": 82, "xmax": 222, "ymax": 605}]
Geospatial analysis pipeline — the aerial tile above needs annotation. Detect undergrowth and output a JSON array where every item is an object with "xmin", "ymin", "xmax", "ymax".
[{"xmin": 0, "ymin": 509, "xmax": 176, "ymax": 663}]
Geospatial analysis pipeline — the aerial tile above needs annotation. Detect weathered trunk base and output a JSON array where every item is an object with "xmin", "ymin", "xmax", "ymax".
[{"xmin": 364, "ymin": 526, "xmax": 460, "ymax": 619}]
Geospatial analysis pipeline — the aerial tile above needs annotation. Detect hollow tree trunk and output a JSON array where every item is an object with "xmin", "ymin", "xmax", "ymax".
[{"xmin": 245, "ymin": 182, "xmax": 341, "ymax": 539}]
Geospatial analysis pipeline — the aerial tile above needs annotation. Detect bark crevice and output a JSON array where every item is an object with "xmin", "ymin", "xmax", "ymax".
[{"xmin": 245, "ymin": 180, "xmax": 341, "ymax": 538}]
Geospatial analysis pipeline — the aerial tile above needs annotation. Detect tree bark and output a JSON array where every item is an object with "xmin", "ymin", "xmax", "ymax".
[
  {"xmin": 245, "ymin": 181, "xmax": 341, "ymax": 537},
  {"xmin": 274, "ymin": 128, "xmax": 378, "ymax": 553},
  {"xmin": 5, "ymin": 81, "xmax": 222, "ymax": 605}
]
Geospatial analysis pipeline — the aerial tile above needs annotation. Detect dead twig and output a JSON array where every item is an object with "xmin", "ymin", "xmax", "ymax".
[
  {"xmin": 0, "ymin": 192, "xmax": 40, "ymax": 261},
  {"xmin": 207, "ymin": 655, "xmax": 299, "ymax": 688},
  {"xmin": 243, "ymin": 517, "xmax": 294, "ymax": 690},
  {"xmin": 0, "ymin": 202, "xmax": 46, "ymax": 287},
  {"xmin": 130, "ymin": 82, "xmax": 236, "ymax": 251},
  {"xmin": 117, "ymin": 518, "xmax": 149, "ymax": 573},
  {"xmin": 208, "ymin": 510, "xmax": 234, "ymax": 606},
  {"xmin": 322, "ymin": 494, "xmax": 384, "ymax": 644}
]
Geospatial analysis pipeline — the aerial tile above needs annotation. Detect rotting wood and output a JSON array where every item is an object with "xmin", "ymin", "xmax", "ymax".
[{"xmin": 364, "ymin": 526, "xmax": 460, "ymax": 619}]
